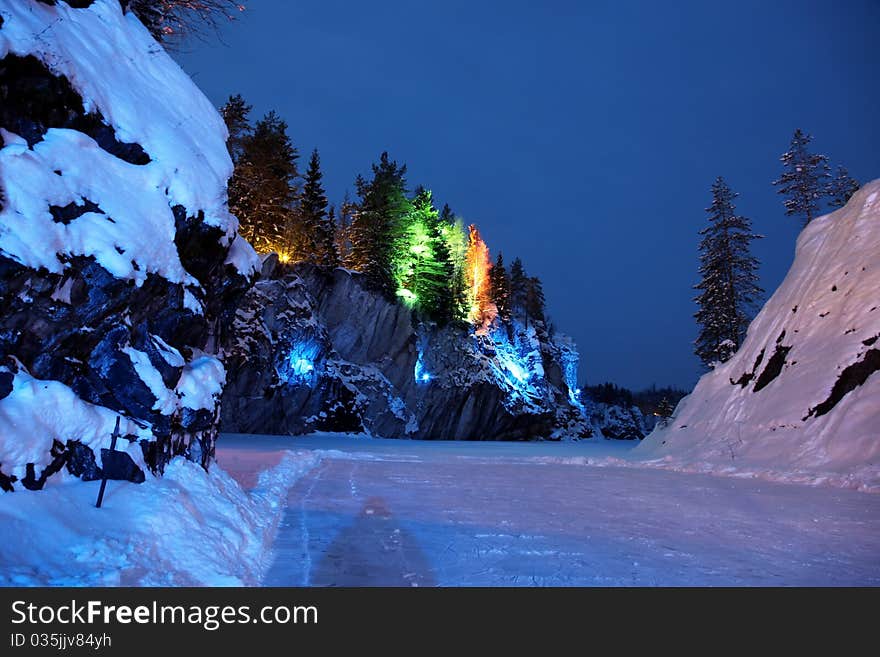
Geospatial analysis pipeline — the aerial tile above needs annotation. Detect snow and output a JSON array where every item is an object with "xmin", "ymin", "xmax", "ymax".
[
  {"xmin": 3, "ymin": 433, "xmax": 877, "ymax": 586},
  {"xmin": 0, "ymin": 0, "xmax": 259, "ymax": 281},
  {"xmin": 123, "ymin": 347, "xmax": 178, "ymax": 414},
  {"xmin": 640, "ymin": 180, "xmax": 880, "ymax": 491},
  {"xmin": 176, "ymin": 352, "xmax": 225, "ymax": 411},
  {"xmin": 123, "ymin": 347, "xmax": 225, "ymax": 413},
  {"xmin": 0, "ymin": 451, "xmax": 320, "ymax": 586},
  {"xmin": 222, "ymin": 434, "xmax": 880, "ymax": 586},
  {"xmin": 0, "ymin": 363, "xmax": 151, "ymax": 481}
]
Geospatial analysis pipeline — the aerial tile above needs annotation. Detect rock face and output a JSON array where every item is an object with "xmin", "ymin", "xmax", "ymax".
[
  {"xmin": 222, "ymin": 263, "xmax": 590, "ymax": 440},
  {"xmin": 640, "ymin": 181, "xmax": 880, "ymax": 487},
  {"xmin": 0, "ymin": 1, "xmax": 257, "ymax": 490},
  {"xmin": 587, "ymin": 403, "xmax": 648, "ymax": 440}
]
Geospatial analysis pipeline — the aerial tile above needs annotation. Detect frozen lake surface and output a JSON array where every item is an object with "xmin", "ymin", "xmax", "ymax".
[{"xmin": 218, "ymin": 434, "xmax": 880, "ymax": 586}]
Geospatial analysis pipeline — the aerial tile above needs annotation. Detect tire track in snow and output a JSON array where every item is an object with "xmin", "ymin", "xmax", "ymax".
[{"xmin": 298, "ymin": 465, "xmax": 324, "ymax": 587}]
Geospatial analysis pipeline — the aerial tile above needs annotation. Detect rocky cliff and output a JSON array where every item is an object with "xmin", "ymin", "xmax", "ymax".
[
  {"xmin": 639, "ymin": 180, "xmax": 880, "ymax": 488},
  {"xmin": 222, "ymin": 260, "xmax": 589, "ymax": 440},
  {"xmin": 0, "ymin": 0, "xmax": 257, "ymax": 491}
]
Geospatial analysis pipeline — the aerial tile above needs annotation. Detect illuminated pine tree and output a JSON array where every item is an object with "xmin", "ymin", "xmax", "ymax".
[
  {"xmin": 464, "ymin": 225, "xmax": 496, "ymax": 329},
  {"xmin": 230, "ymin": 111, "xmax": 300, "ymax": 256},
  {"xmin": 350, "ymin": 152, "xmax": 409, "ymax": 297},
  {"xmin": 438, "ymin": 213, "xmax": 468, "ymax": 322},
  {"xmin": 300, "ymin": 148, "xmax": 337, "ymax": 267},
  {"xmin": 694, "ymin": 177, "xmax": 763, "ymax": 367},
  {"xmin": 827, "ymin": 165, "xmax": 860, "ymax": 209},
  {"xmin": 335, "ymin": 192, "xmax": 357, "ymax": 267},
  {"xmin": 490, "ymin": 252, "xmax": 512, "ymax": 324},
  {"xmin": 772, "ymin": 129, "xmax": 831, "ymax": 225},
  {"xmin": 390, "ymin": 189, "xmax": 455, "ymax": 321}
]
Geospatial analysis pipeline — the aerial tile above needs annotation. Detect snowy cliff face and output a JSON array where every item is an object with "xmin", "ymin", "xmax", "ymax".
[
  {"xmin": 222, "ymin": 261, "xmax": 591, "ymax": 440},
  {"xmin": 640, "ymin": 180, "xmax": 880, "ymax": 489},
  {"xmin": 0, "ymin": 1, "xmax": 258, "ymax": 491}
]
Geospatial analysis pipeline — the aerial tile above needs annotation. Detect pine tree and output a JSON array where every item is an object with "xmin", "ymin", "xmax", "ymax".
[
  {"xmin": 827, "ymin": 165, "xmax": 860, "ymax": 209},
  {"xmin": 655, "ymin": 397, "xmax": 674, "ymax": 425},
  {"xmin": 391, "ymin": 189, "xmax": 454, "ymax": 322},
  {"xmin": 349, "ymin": 152, "xmax": 409, "ymax": 297},
  {"xmin": 490, "ymin": 252, "xmax": 511, "ymax": 324},
  {"xmin": 509, "ymin": 257, "xmax": 528, "ymax": 318},
  {"xmin": 335, "ymin": 192, "xmax": 357, "ymax": 267},
  {"xmin": 464, "ymin": 225, "xmax": 496, "ymax": 329},
  {"xmin": 524, "ymin": 276, "xmax": 546, "ymax": 327},
  {"xmin": 438, "ymin": 213, "xmax": 468, "ymax": 322},
  {"xmin": 220, "ymin": 93, "xmax": 251, "ymax": 164},
  {"xmin": 231, "ymin": 111, "xmax": 300, "ymax": 257},
  {"xmin": 300, "ymin": 148, "xmax": 337, "ymax": 267},
  {"xmin": 772, "ymin": 129, "xmax": 831, "ymax": 225},
  {"xmin": 694, "ymin": 177, "xmax": 764, "ymax": 367}
]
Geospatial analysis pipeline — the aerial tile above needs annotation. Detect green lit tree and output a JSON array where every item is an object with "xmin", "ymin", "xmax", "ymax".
[
  {"xmin": 438, "ymin": 214, "xmax": 468, "ymax": 322},
  {"xmin": 391, "ymin": 189, "xmax": 454, "ymax": 322}
]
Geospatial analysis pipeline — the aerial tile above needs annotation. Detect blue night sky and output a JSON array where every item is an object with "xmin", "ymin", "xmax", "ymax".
[{"xmin": 176, "ymin": 0, "xmax": 880, "ymax": 391}]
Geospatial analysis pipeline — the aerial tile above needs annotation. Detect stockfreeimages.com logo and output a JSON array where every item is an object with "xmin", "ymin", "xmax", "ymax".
[{"xmin": 11, "ymin": 600, "xmax": 318, "ymax": 632}]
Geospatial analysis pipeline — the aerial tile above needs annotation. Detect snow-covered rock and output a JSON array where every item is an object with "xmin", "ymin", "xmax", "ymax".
[
  {"xmin": 222, "ymin": 263, "xmax": 591, "ymax": 440},
  {"xmin": 0, "ymin": 0, "xmax": 256, "ymax": 490},
  {"xmin": 639, "ymin": 180, "xmax": 880, "ymax": 489},
  {"xmin": 588, "ymin": 403, "xmax": 647, "ymax": 441}
]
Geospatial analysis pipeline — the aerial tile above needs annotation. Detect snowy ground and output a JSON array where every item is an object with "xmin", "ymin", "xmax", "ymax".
[
  {"xmin": 2, "ymin": 434, "xmax": 877, "ymax": 586},
  {"xmin": 219, "ymin": 433, "xmax": 880, "ymax": 587},
  {"xmin": 0, "ymin": 451, "xmax": 319, "ymax": 586}
]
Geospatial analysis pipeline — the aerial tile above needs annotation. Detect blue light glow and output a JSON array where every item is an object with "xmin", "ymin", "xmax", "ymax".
[
  {"xmin": 277, "ymin": 337, "xmax": 322, "ymax": 386},
  {"xmin": 414, "ymin": 351, "xmax": 432, "ymax": 384}
]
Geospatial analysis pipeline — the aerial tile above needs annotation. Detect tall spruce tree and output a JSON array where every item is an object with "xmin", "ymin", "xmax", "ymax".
[
  {"xmin": 350, "ymin": 152, "xmax": 409, "ymax": 297},
  {"xmin": 230, "ymin": 111, "xmax": 300, "ymax": 256},
  {"xmin": 490, "ymin": 252, "xmax": 512, "ymax": 324},
  {"xmin": 694, "ymin": 177, "xmax": 764, "ymax": 367},
  {"xmin": 392, "ymin": 189, "xmax": 454, "ymax": 322},
  {"xmin": 509, "ymin": 257, "xmax": 528, "ymax": 318},
  {"xmin": 772, "ymin": 129, "xmax": 831, "ymax": 225},
  {"xmin": 300, "ymin": 148, "xmax": 337, "ymax": 266},
  {"xmin": 438, "ymin": 213, "xmax": 468, "ymax": 322},
  {"xmin": 335, "ymin": 192, "xmax": 357, "ymax": 267},
  {"xmin": 827, "ymin": 165, "xmax": 860, "ymax": 209},
  {"xmin": 220, "ymin": 94, "xmax": 251, "ymax": 164},
  {"xmin": 524, "ymin": 276, "xmax": 546, "ymax": 327}
]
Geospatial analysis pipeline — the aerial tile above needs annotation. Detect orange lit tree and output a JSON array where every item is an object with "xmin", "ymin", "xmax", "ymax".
[{"xmin": 464, "ymin": 225, "xmax": 497, "ymax": 331}]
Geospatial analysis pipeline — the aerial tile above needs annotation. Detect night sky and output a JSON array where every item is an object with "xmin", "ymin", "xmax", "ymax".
[{"xmin": 176, "ymin": 0, "xmax": 880, "ymax": 390}]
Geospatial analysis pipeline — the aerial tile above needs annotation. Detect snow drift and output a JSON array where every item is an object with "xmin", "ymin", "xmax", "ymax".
[
  {"xmin": 640, "ymin": 180, "xmax": 880, "ymax": 490},
  {"xmin": 0, "ymin": 0, "xmax": 257, "ymax": 490}
]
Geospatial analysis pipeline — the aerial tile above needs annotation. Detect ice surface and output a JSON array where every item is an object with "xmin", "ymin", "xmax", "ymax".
[{"xmin": 231, "ymin": 434, "xmax": 880, "ymax": 587}]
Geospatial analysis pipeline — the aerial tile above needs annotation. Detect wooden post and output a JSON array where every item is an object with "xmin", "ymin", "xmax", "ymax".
[{"xmin": 95, "ymin": 416, "xmax": 121, "ymax": 509}]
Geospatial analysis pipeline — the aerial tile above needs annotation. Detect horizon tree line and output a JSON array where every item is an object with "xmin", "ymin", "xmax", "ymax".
[{"xmin": 220, "ymin": 94, "xmax": 547, "ymax": 331}]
